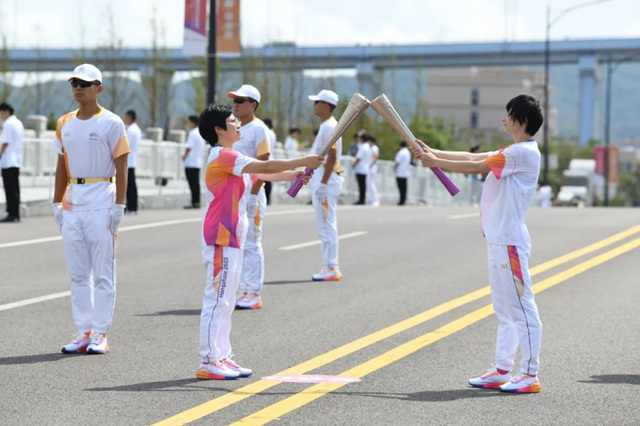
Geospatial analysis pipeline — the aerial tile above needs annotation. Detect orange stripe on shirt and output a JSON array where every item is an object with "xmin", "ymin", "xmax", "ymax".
[
  {"xmin": 256, "ymin": 139, "xmax": 271, "ymax": 157},
  {"xmin": 112, "ymin": 135, "xmax": 131, "ymax": 159},
  {"xmin": 485, "ymin": 153, "xmax": 506, "ymax": 179}
]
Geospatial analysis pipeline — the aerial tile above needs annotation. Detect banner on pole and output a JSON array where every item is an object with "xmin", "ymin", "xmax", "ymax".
[
  {"xmin": 217, "ymin": 0, "xmax": 241, "ymax": 56},
  {"xmin": 183, "ymin": 0, "xmax": 208, "ymax": 56}
]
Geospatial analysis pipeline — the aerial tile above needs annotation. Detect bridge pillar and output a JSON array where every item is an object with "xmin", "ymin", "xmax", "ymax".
[
  {"xmin": 578, "ymin": 56, "xmax": 598, "ymax": 146},
  {"xmin": 356, "ymin": 61, "xmax": 377, "ymax": 99}
]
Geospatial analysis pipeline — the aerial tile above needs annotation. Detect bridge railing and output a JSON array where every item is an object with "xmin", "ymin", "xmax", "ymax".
[{"xmin": 17, "ymin": 138, "xmax": 478, "ymax": 207}]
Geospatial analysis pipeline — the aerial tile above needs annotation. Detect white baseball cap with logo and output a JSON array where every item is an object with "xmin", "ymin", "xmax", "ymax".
[
  {"xmin": 68, "ymin": 63, "xmax": 102, "ymax": 84},
  {"xmin": 227, "ymin": 84, "xmax": 261, "ymax": 103},
  {"xmin": 308, "ymin": 90, "xmax": 339, "ymax": 106}
]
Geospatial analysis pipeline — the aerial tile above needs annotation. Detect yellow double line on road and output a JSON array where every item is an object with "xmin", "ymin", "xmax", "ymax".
[{"xmin": 155, "ymin": 225, "xmax": 640, "ymax": 426}]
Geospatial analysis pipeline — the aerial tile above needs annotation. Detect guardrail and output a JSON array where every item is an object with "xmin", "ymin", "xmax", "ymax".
[{"xmin": 15, "ymin": 138, "xmax": 480, "ymax": 207}]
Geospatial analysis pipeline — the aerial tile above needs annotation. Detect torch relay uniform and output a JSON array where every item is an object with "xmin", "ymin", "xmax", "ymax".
[
  {"xmin": 198, "ymin": 146, "xmax": 255, "ymax": 380},
  {"xmin": 310, "ymin": 116, "xmax": 344, "ymax": 280},
  {"xmin": 469, "ymin": 140, "xmax": 543, "ymax": 393},
  {"xmin": 232, "ymin": 118, "xmax": 271, "ymax": 309},
  {"xmin": 55, "ymin": 108, "xmax": 130, "ymax": 354}
]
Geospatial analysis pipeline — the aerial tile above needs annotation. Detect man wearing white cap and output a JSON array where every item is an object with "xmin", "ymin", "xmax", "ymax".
[
  {"xmin": 227, "ymin": 84, "xmax": 271, "ymax": 309},
  {"xmin": 308, "ymin": 90, "xmax": 343, "ymax": 281},
  {"xmin": 53, "ymin": 64, "xmax": 130, "ymax": 355}
]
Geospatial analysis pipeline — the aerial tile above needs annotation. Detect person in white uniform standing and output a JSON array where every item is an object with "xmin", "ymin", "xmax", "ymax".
[
  {"xmin": 123, "ymin": 110, "xmax": 141, "ymax": 214},
  {"xmin": 183, "ymin": 115, "xmax": 205, "ymax": 209},
  {"xmin": 0, "ymin": 102, "xmax": 24, "ymax": 223},
  {"xmin": 227, "ymin": 84, "xmax": 271, "ymax": 309},
  {"xmin": 412, "ymin": 94, "xmax": 544, "ymax": 393},
  {"xmin": 308, "ymin": 89, "xmax": 344, "ymax": 281},
  {"xmin": 394, "ymin": 141, "xmax": 411, "ymax": 205},
  {"xmin": 53, "ymin": 64, "xmax": 130, "ymax": 355},
  {"xmin": 366, "ymin": 134, "xmax": 380, "ymax": 206},
  {"xmin": 351, "ymin": 134, "xmax": 370, "ymax": 205}
]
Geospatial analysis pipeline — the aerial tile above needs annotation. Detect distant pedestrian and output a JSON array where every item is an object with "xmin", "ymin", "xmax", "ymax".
[
  {"xmin": 182, "ymin": 115, "xmax": 205, "ymax": 209},
  {"xmin": 394, "ymin": 141, "xmax": 411, "ymax": 205},
  {"xmin": 123, "ymin": 110, "xmax": 141, "ymax": 214},
  {"xmin": 0, "ymin": 102, "xmax": 24, "ymax": 223},
  {"xmin": 284, "ymin": 127, "xmax": 301, "ymax": 158},
  {"xmin": 535, "ymin": 181, "xmax": 553, "ymax": 207},
  {"xmin": 366, "ymin": 134, "xmax": 380, "ymax": 206},
  {"xmin": 352, "ymin": 133, "xmax": 371, "ymax": 205}
]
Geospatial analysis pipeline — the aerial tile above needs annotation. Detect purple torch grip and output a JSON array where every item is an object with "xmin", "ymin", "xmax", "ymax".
[
  {"xmin": 429, "ymin": 167, "xmax": 460, "ymax": 196},
  {"xmin": 286, "ymin": 167, "xmax": 314, "ymax": 198}
]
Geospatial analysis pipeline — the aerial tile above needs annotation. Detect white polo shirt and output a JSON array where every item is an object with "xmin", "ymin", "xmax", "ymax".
[
  {"xmin": 394, "ymin": 147, "xmax": 411, "ymax": 178},
  {"xmin": 312, "ymin": 116, "xmax": 342, "ymax": 174},
  {"xmin": 0, "ymin": 115, "xmax": 24, "ymax": 169},
  {"xmin": 53, "ymin": 108, "xmax": 130, "ymax": 211},
  {"xmin": 233, "ymin": 117, "xmax": 271, "ymax": 159},
  {"xmin": 184, "ymin": 128, "xmax": 205, "ymax": 169},
  {"xmin": 354, "ymin": 143, "xmax": 371, "ymax": 175},
  {"xmin": 480, "ymin": 140, "xmax": 541, "ymax": 247},
  {"xmin": 126, "ymin": 122, "xmax": 142, "ymax": 168}
]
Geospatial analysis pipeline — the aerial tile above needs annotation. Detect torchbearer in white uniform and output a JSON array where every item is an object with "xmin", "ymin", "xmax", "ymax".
[
  {"xmin": 53, "ymin": 64, "xmax": 130, "ymax": 355},
  {"xmin": 308, "ymin": 90, "xmax": 344, "ymax": 281}
]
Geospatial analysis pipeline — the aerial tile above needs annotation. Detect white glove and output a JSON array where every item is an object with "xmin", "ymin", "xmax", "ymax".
[
  {"xmin": 315, "ymin": 183, "xmax": 328, "ymax": 202},
  {"xmin": 52, "ymin": 203, "xmax": 63, "ymax": 231},
  {"xmin": 109, "ymin": 204, "xmax": 126, "ymax": 234}
]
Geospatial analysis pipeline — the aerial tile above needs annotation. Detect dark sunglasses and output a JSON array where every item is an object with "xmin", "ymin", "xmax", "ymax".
[
  {"xmin": 233, "ymin": 98, "xmax": 253, "ymax": 104},
  {"xmin": 70, "ymin": 80, "xmax": 99, "ymax": 88}
]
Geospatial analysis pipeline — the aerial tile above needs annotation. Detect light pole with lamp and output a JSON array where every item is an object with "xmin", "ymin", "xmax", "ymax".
[{"xmin": 542, "ymin": 0, "xmax": 611, "ymax": 183}]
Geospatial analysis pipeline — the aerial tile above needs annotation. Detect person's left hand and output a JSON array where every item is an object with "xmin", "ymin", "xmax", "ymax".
[
  {"xmin": 315, "ymin": 183, "xmax": 328, "ymax": 201},
  {"xmin": 418, "ymin": 149, "xmax": 438, "ymax": 168},
  {"xmin": 109, "ymin": 204, "xmax": 125, "ymax": 234},
  {"xmin": 294, "ymin": 170, "xmax": 314, "ymax": 185}
]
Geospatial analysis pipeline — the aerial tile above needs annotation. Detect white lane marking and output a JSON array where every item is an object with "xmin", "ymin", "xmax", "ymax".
[
  {"xmin": 448, "ymin": 212, "xmax": 480, "ymax": 220},
  {"xmin": 0, "ymin": 291, "xmax": 71, "ymax": 312},
  {"xmin": 279, "ymin": 231, "xmax": 368, "ymax": 251},
  {"xmin": 0, "ymin": 208, "xmax": 325, "ymax": 250}
]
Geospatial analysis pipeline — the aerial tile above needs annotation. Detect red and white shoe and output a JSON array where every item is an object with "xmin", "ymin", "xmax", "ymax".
[
  {"xmin": 468, "ymin": 368, "xmax": 511, "ymax": 389},
  {"xmin": 499, "ymin": 373, "xmax": 541, "ymax": 393},
  {"xmin": 86, "ymin": 333, "xmax": 109, "ymax": 354},
  {"xmin": 196, "ymin": 362, "xmax": 240, "ymax": 380},
  {"xmin": 61, "ymin": 332, "xmax": 92, "ymax": 354},
  {"xmin": 236, "ymin": 293, "xmax": 262, "ymax": 310}
]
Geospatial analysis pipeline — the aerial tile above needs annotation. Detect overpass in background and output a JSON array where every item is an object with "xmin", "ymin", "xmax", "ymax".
[{"xmin": 6, "ymin": 38, "xmax": 640, "ymax": 145}]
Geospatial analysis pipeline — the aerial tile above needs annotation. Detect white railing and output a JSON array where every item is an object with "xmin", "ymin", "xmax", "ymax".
[{"xmin": 17, "ymin": 138, "xmax": 479, "ymax": 206}]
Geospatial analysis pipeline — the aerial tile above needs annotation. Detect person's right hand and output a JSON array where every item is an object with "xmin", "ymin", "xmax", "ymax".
[
  {"xmin": 304, "ymin": 155, "xmax": 324, "ymax": 169},
  {"xmin": 52, "ymin": 203, "xmax": 63, "ymax": 231}
]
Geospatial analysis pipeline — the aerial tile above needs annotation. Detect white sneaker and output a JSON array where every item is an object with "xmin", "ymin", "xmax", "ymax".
[
  {"xmin": 468, "ymin": 368, "xmax": 511, "ymax": 389},
  {"xmin": 312, "ymin": 267, "xmax": 343, "ymax": 282},
  {"xmin": 235, "ymin": 292, "xmax": 248, "ymax": 306},
  {"xmin": 236, "ymin": 293, "xmax": 262, "ymax": 309},
  {"xmin": 220, "ymin": 358, "xmax": 253, "ymax": 377},
  {"xmin": 61, "ymin": 332, "xmax": 92, "ymax": 354},
  {"xmin": 499, "ymin": 372, "xmax": 541, "ymax": 393},
  {"xmin": 86, "ymin": 333, "xmax": 109, "ymax": 354},
  {"xmin": 196, "ymin": 362, "xmax": 240, "ymax": 380}
]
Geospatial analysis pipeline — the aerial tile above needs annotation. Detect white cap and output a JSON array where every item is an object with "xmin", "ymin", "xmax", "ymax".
[
  {"xmin": 227, "ymin": 84, "xmax": 261, "ymax": 103},
  {"xmin": 68, "ymin": 63, "xmax": 102, "ymax": 84},
  {"xmin": 308, "ymin": 90, "xmax": 339, "ymax": 106}
]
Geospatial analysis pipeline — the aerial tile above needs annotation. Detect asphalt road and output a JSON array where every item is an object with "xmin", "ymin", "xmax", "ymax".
[{"xmin": 1, "ymin": 205, "xmax": 639, "ymax": 426}]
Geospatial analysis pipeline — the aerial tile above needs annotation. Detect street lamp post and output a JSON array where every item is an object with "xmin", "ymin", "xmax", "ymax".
[
  {"xmin": 206, "ymin": 0, "xmax": 217, "ymax": 105},
  {"xmin": 542, "ymin": 0, "xmax": 611, "ymax": 183}
]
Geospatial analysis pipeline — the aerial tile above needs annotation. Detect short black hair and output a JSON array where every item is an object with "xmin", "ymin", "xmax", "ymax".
[
  {"xmin": 263, "ymin": 118, "xmax": 273, "ymax": 129},
  {"xmin": 289, "ymin": 127, "xmax": 301, "ymax": 134},
  {"xmin": 506, "ymin": 95, "xmax": 543, "ymax": 136},
  {"xmin": 0, "ymin": 102, "xmax": 14, "ymax": 115},
  {"xmin": 312, "ymin": 129, "xmax": 319, "ymax": 136},
  {"xmin": 198, "ymin": 104, "xmax": 232, "ymax": 147},
  {"xmin": 188, "ymin": 115, "xmax": 199, "ymax": 126},
  {"xmin": 125, "ymin": 110, "xmax": 137, "ymax": 122},
  {"xmin": 400, "ymin": 141, "xmax": 407, "ymax": 148},
  {"xmin": 367, "ymin": 135, "xmax": 376, "ymax": 144}
]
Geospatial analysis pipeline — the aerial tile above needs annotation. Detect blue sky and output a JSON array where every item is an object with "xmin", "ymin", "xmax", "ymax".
[{"xmin": 0, "ymin": 0, "xmax": 637, "ymax": 48}]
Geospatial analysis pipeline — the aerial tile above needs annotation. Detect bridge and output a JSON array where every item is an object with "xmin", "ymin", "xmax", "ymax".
[{"xmin": 6, "ymin": 38, "xmax": 640, "ymax": 144}]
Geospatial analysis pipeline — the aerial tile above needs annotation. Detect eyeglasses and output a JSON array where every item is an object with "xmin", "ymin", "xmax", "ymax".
[
  {"xmin": 233, "ymin": 98, "xmax": 253, "ymax": 104},
  {"xmin": 70, "ymin": 80, "xmax": 99, "ymax": 89}
]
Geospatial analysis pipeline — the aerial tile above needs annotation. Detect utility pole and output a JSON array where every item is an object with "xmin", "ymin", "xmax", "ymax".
[{"xmin": 206, "ymin": 0, "xmax": 216, "ymax": 105}]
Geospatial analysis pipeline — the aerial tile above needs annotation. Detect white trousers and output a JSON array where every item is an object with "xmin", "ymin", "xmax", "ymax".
[
  {"xmin": 366, "ymin": 170, "xmax": 378, "ymax": 204},
  {"xmin": 487, "ymin": 242, "xmax": 542, "ymax": 376},
  {"xmin": 310, "ymin": 172, "xmax": 343, "ymax": 269},
  {"xmin": 240, "ymin": 189, "xmax": 266, "ymax": 294},
  {"xmin": 61, "ymin": 209, "xmax": 117, "ymax": 334},
  {"xmin": 200, "ymin": 244, "xmax": 242, "ymax": 363}
]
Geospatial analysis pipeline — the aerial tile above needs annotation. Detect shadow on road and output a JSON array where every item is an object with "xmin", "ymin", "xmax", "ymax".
[
  {"xmin": 264, "ymin": 280, "xmax": 312, "ymax": 285},
  {"xmin": 0, "ymin": 353, "xmax": 72, "ymax": 365},
  {"xmin": 136, "ymin": 309, "xmax": 201, "ymax": 317},
  {"xmin": 86, "ymin": 378, "xmax": 229, "ymax": 392},
  {"xmin": 580, "ymin": 375, "xmax": 640, "ymax": 385},
  {"xmin": 334, "ymin": 388, "xmax": 507, "ymax": 401}
]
